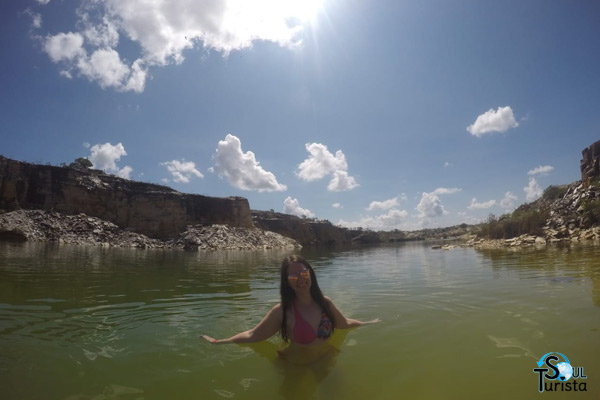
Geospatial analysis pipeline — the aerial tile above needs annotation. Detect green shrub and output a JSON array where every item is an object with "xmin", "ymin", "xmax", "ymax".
[
  {"xmin": 542, "ymin": 185, "xmax": 568, "ymax": 201},
  {"xmin": 479, "ymin": 209, "xmax": 548, "ymax": 239},
  {"xmin": 69, "ymin": 157, "xmax": 93, "ymax": 169},
  {"xmin": 581, "ymin": 198, "xmax": 600, "ymax": 226}
]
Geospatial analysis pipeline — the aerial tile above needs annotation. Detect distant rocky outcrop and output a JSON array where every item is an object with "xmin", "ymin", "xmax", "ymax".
[
  {"xmin": 251, "ymin": 210, "xmax": 475, "ymax": 246},
  {"xmin": 251, "ymin": 210, "xmax": 357, "ymax": 246},
  {"xmin": 581, "ymin": 139, "xmax": 600, "ymax": 187},
  {"xmin": 0, "ymin": 156, "xmax": 252, "ymax": 240}
]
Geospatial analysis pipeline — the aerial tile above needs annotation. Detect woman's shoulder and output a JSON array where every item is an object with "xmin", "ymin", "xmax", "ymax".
[{"xmin": 269, "ymin": 302, "xmax": 285, "ymax": 317}]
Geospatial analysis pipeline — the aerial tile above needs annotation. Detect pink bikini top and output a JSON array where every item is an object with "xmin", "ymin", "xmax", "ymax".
[{"xmin": 292, "ymin": 301, "xmax": 333, "ymax": 344}]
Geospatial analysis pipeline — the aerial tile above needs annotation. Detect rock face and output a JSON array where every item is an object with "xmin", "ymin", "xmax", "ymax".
[
  {"xmin": 0, "ymin": 156, "xmax": 252, "ymax": 240},
  {"xmin": 581, "ymin": 139, "xmax": 600, "ymax": 186}
]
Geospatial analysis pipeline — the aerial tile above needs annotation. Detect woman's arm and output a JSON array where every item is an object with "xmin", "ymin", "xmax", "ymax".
[
  {"xmin": 325, "ymin": 296, "xmax": 381, "ymax": 329},
  {"xmin": 201, "ymin": 304, "xmax": 283, "ymax": 344}
]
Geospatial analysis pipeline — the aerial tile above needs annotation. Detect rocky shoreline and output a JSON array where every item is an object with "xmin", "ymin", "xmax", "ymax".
[
  {"xmin": 461, "ymin": 228, "xmax": 600, "ymax": 249},
  {"xmin": 0, "ymin": 209, "xmax": 300, "ymax": 251},
  {"xmin": 457, "ymin": 180, "xmax": 600, "ymax": 249}
]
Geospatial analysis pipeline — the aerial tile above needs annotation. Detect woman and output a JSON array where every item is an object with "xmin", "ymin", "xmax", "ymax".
[{"xmin": 201, "ymin": 255, "xmax": 380, "ymax": 349}]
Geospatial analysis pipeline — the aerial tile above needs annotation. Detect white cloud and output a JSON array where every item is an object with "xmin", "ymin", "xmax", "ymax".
[
  {"xmin": 212, "ymin": 134, "xmax": 287, "ymax": 192},
  {"xmin": 338, "ymin": 209, "xmax": 408, "ymax": 231},
  {"xmin": 367, "ymin": 197, "xmax": 399, "ymax": 211},
  {"xmin": 37, "ymin": 0, "xmax": 315, "ymax": 92},
  {"xmin": 467, "ymin": 106, "xmax": 519, "ymax": 137},
  {"xmin": 101, "ymin": 0, "xmax": 304, "ymax": 65},
  {"xmin": 415, "ymin": 188, "xmax": 461, "ymax": 219},
  {"xmin": 528, "ymin": 165, "xmax": 554, "ymax": 176},
  {"xmin": 81, "ymin": 15, "xmax": 119, "ymax": 48},
  {"xmin": 327, "ymin": 170, "xmax": 359, "ymax": 192},
  {"xmin": 283, "ymin": 197, "xmax": 314, "ymax": 218},
  {"xmin": 500, "ymin": 191, "xmax": 518, "ymax": 209},
  {"xmin": 457, "ymin": 212, "xmax": 485, "ymax": 225},
  {"xmin": 43, "ymin": 29, "xmax": 147, "ymax": 92},
  {"xmin": 30, "ymin": 13, "xmax": 43, "ymax": 29},
  {"xmin": 332, "ymin": 203, "xmax": 343, "ymax": 209},
  {"xmin": 37, "ymin": 0, "xmax": 51, "ymax": 5},
  {"xmin": 117, "ymin": 165, "xmax": 133, "ymax": 179},
  {"xmin": 296, "ymin": 143, "xmax": 348, "ymax": 181},
  {"xmin": 122, "ymin": 59, "xmax": 148, "ymax": 93},
  {"xmin": 88, "ymin": 142, "xmax": 133, "ymax": 177},
  {"xmin": 44, "ymin": 32, "xmax": 85, "ymax": 62},
  {"xmin": 89, "ymin": 142, "xmax": 126, "ymax": 171},
  {"xmin": 467, "ymin": 198, "xmax": 496, "ymax": 210},
  {"xmin": 296, "ymin": 143, "xmax": 358, "ymax": 191},
  {"xmin": 524, "ymin": 178, "xmax": 542, "ymax": 202},
  {"xmin": 416, "ymin": 192, "xmax": 448, "ymax": 218},
  {"xmin": 161, "ymin": 159, "xmax": 204, "ymax": 183},
  {"xmin": 432, "ymin": 187, "xmax": 462, "ymax": 195},
  {"xmin": 77, "ymin": 48, "xmax": 131, "ymax": 90}
]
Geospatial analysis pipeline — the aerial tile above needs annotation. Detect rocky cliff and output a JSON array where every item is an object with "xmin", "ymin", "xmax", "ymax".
[
  {"xmin": 581, "ymin": 139, "xmax": 600, "ymax": 186},
  {"xmin": 472, "ymin": 179, "xmax": 600, "ymax": 248},
  {"xmin": 0, "ymin": 156, "xmax": 252, "ymax": 240},
  {"xmin": 251, "ymin": 210, "xmax": 357, "ymax": 246}
]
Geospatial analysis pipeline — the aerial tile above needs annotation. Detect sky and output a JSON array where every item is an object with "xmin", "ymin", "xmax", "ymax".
[{"xmin": 1, "ymin": 0, "xmax": 600, "ymax": 231}]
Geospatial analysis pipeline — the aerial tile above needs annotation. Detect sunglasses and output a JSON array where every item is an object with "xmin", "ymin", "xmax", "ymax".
[{"xmin": 288, "ymin": 269, "xmax": 310, "ymax": 281}]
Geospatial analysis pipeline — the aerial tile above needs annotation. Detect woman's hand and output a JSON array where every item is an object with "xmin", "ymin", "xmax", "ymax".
[
  {"xmin": 363, "ymin": 318, "xmax": 382, "ymax": 325},
  {"xmin": 200, "ymin": 334, "xmax": 220, "ymax": 344}
]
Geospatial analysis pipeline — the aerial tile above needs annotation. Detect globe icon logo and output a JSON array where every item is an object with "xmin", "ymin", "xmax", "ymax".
[{"xmin": 557, "ymin": 362, "xmax": 573, "ymax": 381}]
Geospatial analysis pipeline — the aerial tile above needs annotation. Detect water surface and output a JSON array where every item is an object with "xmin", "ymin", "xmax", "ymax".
[{"xmin": 1, "ymin": 241, "xmax": 598, "ymax": 399}]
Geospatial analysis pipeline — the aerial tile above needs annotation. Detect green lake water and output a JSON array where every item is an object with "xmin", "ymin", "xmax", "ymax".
[{"xmin": 0, "ymin": 241, "xmax": 599, "ymax": 399}]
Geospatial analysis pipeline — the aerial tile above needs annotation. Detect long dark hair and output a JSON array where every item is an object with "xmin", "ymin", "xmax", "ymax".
[{"xmin": 279, "ymin": 255, "xmax": 334, "ymax": 342}]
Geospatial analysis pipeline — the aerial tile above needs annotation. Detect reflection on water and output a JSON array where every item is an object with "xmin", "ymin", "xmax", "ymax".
[
  {"xmin": 476, "ymin": 244, "xmax": 600, "ymax": 307},
  {"xmin": 241, "ymin": 329, "xmax": 349, "ymax": 400},
  {"xmin": 0, "ymin": 241, "xmax": 599, "ymax": 399}
]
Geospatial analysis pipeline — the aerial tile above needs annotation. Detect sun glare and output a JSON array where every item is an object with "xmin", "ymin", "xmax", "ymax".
[
  {"xmin": 253, "ymin": 0, "xmax": 324, "ymax": 25},
  {"xmin": 287, "ymin": 0, "xmax": 324, "ymax": 22}
]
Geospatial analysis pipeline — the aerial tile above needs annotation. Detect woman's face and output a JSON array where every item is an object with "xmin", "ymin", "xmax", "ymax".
[{"xmin": 287, "ymin": 262, "xmax": 311, "ymax": 293}]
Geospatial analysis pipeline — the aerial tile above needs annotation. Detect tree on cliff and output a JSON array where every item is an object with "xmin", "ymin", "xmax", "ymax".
[{"xmin": 69, "ymin": 157, "xmax": 93, "ymax": 169}]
